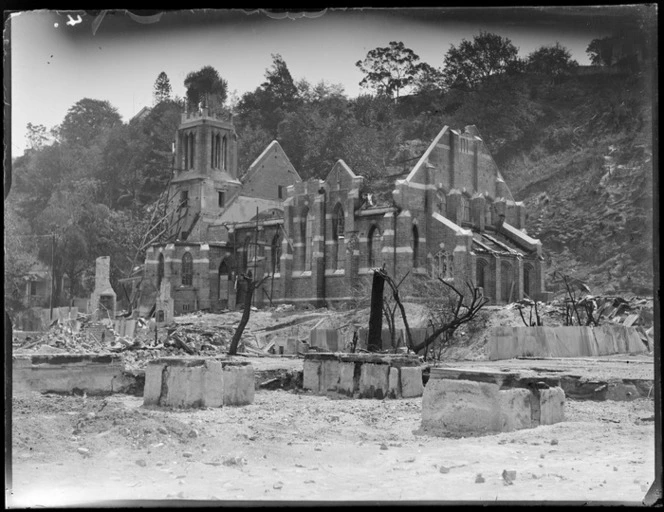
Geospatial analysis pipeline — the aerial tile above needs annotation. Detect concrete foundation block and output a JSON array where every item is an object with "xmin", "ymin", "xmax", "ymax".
[
  {"xmin": 321, "ymin": 360, "xmax": 341, "ymax": 393},
  {"xmin": 539, "ymin": 387, "xmax": 565, "ymax": 425},
  {"xmin": 499, "ymin": 388, "xmax": 533, "ymax": 431},
  {"xmin": 337, "ymin": 362, "xmax": 357, "ymax": 396},
  {"xmin": 400, "ymin": 367, "xmax": 424, "ymax": 398},
  {"xmin": 202, "ymin": 360, "xmax": 223, "ymax": 407},
  {"xmin": 222, "ymin": 364, "xmax": 255, "ymax": 406},
  {"xmin": 303, "ymin": 360, "xmax": 321, "ymax": 392},
  {"xmin": 143, "ymin": 362, "xmax": 166, "ymax": 406},
  {"xmin": 421, "ymin": 379, "xmax": 502, "ymax": 435},
  {"xmin": 162, "ymin": 365, "xmax": 205, "ymax": 408},
  {"xmin": 359, "ymin": 363, "xmax": 390, "ymax": 399},
  {"xmin": 388, "ymin": 367, "xmax": 401, "ymax": 398}
]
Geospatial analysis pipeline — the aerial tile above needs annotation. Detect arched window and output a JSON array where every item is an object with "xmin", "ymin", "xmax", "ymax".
[
  {"xmin": 211, "ymin": 133, "xmax": 221, "ymax": 169},
  {"xmin": 181, "ymin": 252, "xmax": 193, "ymax": 286},
  {"xmin": 300, "ymin": 207, "xmax": 309, "ymax": 271},
  {"xmin": 332, "ymin": 203, "xmax": 345, "ymax": 270},
  {"xmin": 436, "ymin": 190, "xmax": 447, "ymax": 216},
  {"xmin": 523, "ymin": 263, "xmax": 535, "ymax": 298},
  {"xmin": 501, "ymin": 261, "xmax": 514, "ymax": 303},
  {"xmin": 476, "ymin": 259, "xmax": 488, "ymax": 292},
  {"xmin": 485, "ymin": 201, "xmax": 492, "ymax": 226},
  {"xmin": 185, "ymin": 132, "xmax": 195, "ymax": 169},
  {"xmin": 367, "ymin": 225, "xmax": 382, "ymax": 268},
  {"xmin": 183, "ymin": 134, "xmax": 189, "ymax": 170},
  {"xmin": 222, "ymin": 135, "xmax": 228, "ymax": 170},
  {"xmin": 271, "ymin": 232, "xmax": 282, "ymax": 274},
  {"xmin": 218, "ymin": 259, "xmax": 230, "ymax": 300},
  {"xmin": 305, "ymin": 210, "xmax": 314, "ymax": 271},
  {"xmin": 157, "ymin": 253, "xmax": 165, "ymax": 290},
  {"xmin": 411, "ymin": 225, "xmax": 419, "ymax": 267}
]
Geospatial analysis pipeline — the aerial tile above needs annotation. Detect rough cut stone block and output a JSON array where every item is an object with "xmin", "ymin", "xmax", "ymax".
[
  {"xmin": 539, "ymin": 387, "xmax": 565, "ymax": 425},
  {"xmin": 421, "ymin": 379, "xmax": 502, "ymax": 435},
  {"xmin": 202, "ymin": 360, "xmax": 223, "ymax": 407},
  {"xmin": 499, "ymin": 388, "xmax": 533, "ymax": 431},
  {"xmin": 143, "ymin": 362, "xmax": 166, "ymax": 405},
  {"xmin": 162, "ymin": 365, "xmax": 205, "ymax": 407},
  {"xmin": 359, "ymin": 363, "xmax": 390, "ymax": 399},
  {"xmin": 337, "ymin": 362, "xmax": 357, "ymax": 396},
  {"xmin": 388, "ymin": 367, "xmax": 401, "ymax": 398},
  {"xmin": 222, "ymin": 364, "xmax": 255, "ymax": 406},
  {"xmin": 400, "ymin": 366, "xmax": 424, "ymax": 398},
  {"xmin": 321, "ymin": 360, "xmax": 341, "ymax": 393},
  {"xmin": 303, "ymin": 360, "xmax": 321, "ymax": 392}
]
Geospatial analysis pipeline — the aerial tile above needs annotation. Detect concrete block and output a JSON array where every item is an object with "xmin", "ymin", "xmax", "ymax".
[
  {"xmin": 143, "ymin": 362, "xmax": 166, "ymax": 406},
  {"xmin": 337, "ymin": 362, "xmax": 357, "ymax": 396},
  {"xmin": 400, "ymin": 366, "xmax": 424, "ymax": 398},
  {"xmin": 321, "ymin": 360, "xmax": 341, "ymax": 393},
  {"xmin": 222, "ymin": 364, "xmax": 255, "ymax": 406},
  {"xmin": 161, "ymin": 365, "xmax": 205, "ymax": 407},
  {"xmin": 303, "ymin": 360, "xmax": 321, "ymax": 392},
  {"xmin": 499, "ymin": 388, "xmax": 533, "ymax": 431},
  {"xmin": 286, "ymin": 338, "xmax": 299, "ymax": 355},
  {"xmin": 388, "ymin": 367, "xmax": 401, "ymax": 398},
  {"xmin": 359, "ymin": 363, "xmax": 390, "ymax": 399},
  {"xmin": 202, "ymin": 360, "xmax": 223, "ymax": 407},
  {"xmin": 539, "ymin": 387, "xmax": 565, "ymax": 425},
  {"xmin": 421, "ymin": 379, "xmax": 502, "ymax": 435}
]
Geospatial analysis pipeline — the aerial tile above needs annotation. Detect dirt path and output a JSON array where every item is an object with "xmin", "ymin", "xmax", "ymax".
[{"xmin": 8, "ymin": 390, "xmax": 654, "ymax": 505}]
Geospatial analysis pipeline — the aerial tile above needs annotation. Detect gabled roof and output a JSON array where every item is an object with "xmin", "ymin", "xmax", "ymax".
[
  {"xmin": 325, "ymin": 159, "xmax": 357, "ymax": 182},
  {"xmin": 243, "ymin": 140, "xmax": 301, "ymax": 184}
]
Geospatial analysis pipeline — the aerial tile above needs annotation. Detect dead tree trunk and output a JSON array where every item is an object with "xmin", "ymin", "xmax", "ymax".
[
  {"xmin": 367, "ymin": 270, "xmax": 386, "ymax": 351},
  {"xmin": 375, "ymin": 269, "xmax": 413, "ymax": 352},
  {"xmin": 228, "ymin": 272, "xmax": 269, "ymax": 356}
]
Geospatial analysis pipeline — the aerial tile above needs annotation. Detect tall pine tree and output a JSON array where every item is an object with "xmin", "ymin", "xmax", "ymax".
[{"xmin": 153, "ymin": 71, "xmax": 172, "ymax": 105}]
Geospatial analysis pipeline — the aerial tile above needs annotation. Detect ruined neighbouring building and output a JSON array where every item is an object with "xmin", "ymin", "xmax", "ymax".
[{"xmin": 141, "ymin": 107, "xmax": 546, "ymax": 315}]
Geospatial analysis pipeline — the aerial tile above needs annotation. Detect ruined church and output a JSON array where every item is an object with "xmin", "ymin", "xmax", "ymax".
[{"xmin": 142, "ymin": 107, "xmax": 545, "ymax": 314}]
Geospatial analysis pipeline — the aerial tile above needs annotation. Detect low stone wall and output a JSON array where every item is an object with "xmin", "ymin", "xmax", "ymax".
[
  {"xmin": 421, "ymin": 367, "xmax": 565, "ymax": 436},
  {"xmin": 489, "ymin": 325, "xmax": 646, "ymax": 360},
  {"xmin": 143, "ymin": 357, "xmax": 255, "ymax": 408},
  {"xmin": 13, "ymin": 353, "xmax": 134, "ymax": 395},
  {"xmin": 303, "ymin": 353, "xmax": 423, "ymax": 399}
]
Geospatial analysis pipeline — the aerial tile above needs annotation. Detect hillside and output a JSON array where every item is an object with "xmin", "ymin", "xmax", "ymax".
[{"xmin": 497, "ymin": 72, "xmax": 654, "ymax": 295}]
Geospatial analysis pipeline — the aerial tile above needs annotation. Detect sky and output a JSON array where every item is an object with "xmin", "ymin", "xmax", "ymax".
[{"xmin": 7, "ymin": 7, "xmax": 652, "ymax": 156}]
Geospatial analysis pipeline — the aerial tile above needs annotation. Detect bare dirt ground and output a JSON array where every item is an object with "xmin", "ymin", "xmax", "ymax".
[{"xmin": 8, "ymin": 388, "xmax": 655, "ymax": 506}]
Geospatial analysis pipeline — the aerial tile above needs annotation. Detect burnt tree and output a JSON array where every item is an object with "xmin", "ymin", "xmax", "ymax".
[{"xmin": 228, "ymin": 271, "xmax": 269, "ymax": 356}]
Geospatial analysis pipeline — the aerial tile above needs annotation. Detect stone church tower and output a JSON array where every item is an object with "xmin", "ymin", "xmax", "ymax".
[{"xmin": 168, "ymin": 107, "xmax": 241, "ymax": 242}]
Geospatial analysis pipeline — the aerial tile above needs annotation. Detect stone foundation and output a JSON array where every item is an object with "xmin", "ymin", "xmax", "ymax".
[
  {"xmin": 144, "ymin": 357, "xmax": 254, "ymax": 408},
  {"xmin": 13, "ymin": 353, "xmax": 133, "ymax": 395},
  {"xmin": 421, "ymin": 367, "xmax": 565, "ymax": 435},
  {"xmin": 303, "ymin": 353, "xmax": 423, "ymax": 399}
]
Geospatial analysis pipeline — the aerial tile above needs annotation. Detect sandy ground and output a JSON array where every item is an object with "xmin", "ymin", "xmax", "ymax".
[{"xmin": 8, "ymin": 388, "xmax": 655, "ymax": 506}]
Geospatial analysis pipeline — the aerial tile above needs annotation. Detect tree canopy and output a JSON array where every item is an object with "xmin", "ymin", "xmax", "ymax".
[
  {"xmin": 356, "ymin": 41, "xmax": 432, "ymax": 100},
  {"xmin": 527, "ymin": 42, "xmax": 578, "ymax": 76},
  {"xmin": 59, "ymin": 98, "xmax": 122, "ymax": 147},
  {"xmin": 153, "ymin": 71, "xmax": 173, "ymax": 104},
  {"xmin": 184, "ymin": 66, "xmax": 228, "ymax": 113},
  {"xmin": 442, "ymin": 32, "xmax": 522, "ymax": 91}
]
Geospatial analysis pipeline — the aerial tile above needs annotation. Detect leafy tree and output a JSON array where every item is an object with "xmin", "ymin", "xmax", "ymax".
[
  {"xmin": 356, "ymin": 41, "xmax": 431, "ymax": 100},
  {"xmin": 586, "ymin": 37, "xmax": 614, "ymax": 66},
  {"xmin": 262, "ymin": 54, "xmax": 299, "ymax": 106},
  {"xmin": 26, "ymin": 123, "xmax": 49, "ymax": 151},
  {"xmin": 4, "ymin": 196, "xmax": 39, "ymax": 309},
  {"xmin": 184, "ymin": 66, "xmax": 228, "ymax": 114},
  {"xmin": 442, "ymin": 32, "xmax": 522, "ymax": 91},
  {"xmin": 153, "ymin": 71, "xmax": 173, "ymax": 104},
  {"xmin": 526, "ymin": 42, "xmax": 578, "ymax": 76},
  {"xmin": 59, "ymin": 98, "xmax": 122, "ymax": 147}
]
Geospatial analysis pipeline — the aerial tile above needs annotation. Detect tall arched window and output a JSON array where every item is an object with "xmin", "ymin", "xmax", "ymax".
[
  {"xmin": 186, "ymin": 133, "xmax": 195, "ymax": 169},
  {"xmin": 271, "ymin": 232, "xmax": 282, "ymax": 274},
  {"xmin": 367, "ymin": 225, "xmax": 382, "ymax": 268},
  {"xmin": 305, "ymin": 210, "xmax": 314, "ymax": 271},
  {"xmin": 157, "ymin": 253, "xmax": 165, "ymax": 290},
  {"xmin": 218, "ymin": 259, "xmax": 229, "ymax": 300},
  {"xmin": 411, "ymin": 225, "xmax": 419, "ymax": 267},
  {"xmin": 485, "ymin": 201, "xmax": 492, "ymax": 226},
  {"xmin": 300, "ymin": 207, "xmax": 309, "ymax": 271},
  {"xmin": 332, "ymin": 203, "xmax": 345, "ymax": 270},
  {"xmin": 501, "ymin": 261, "xmax": 514, "ymax": 303},
  {"xmin": 181, "ymin": 252, "xmax": 193, "ymax": 286},
  {"xmin": 476, "ymin": 259, "xmax": 488, "ymax": 292},
  {"xmin": 211, "ymin": 133, "xmax": 221, "ymax": 169},
  {"xmin": 183, "ymin": 134, "xmax": 189, "ymax": 170},
  {"xmin": 222, "ymin": 135, "xmax": 228, "ymax": 170}
]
